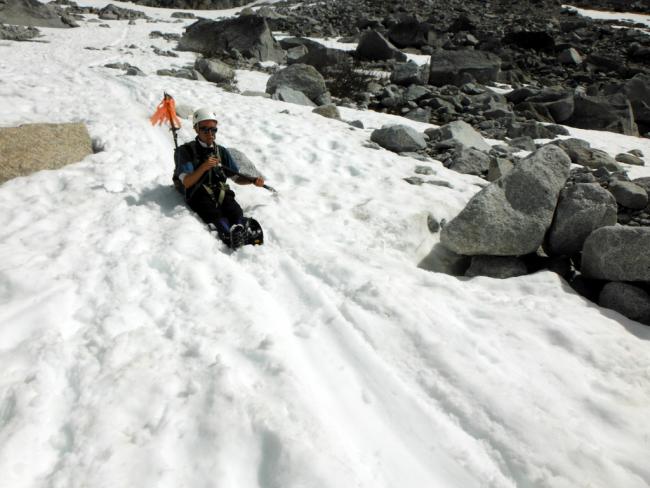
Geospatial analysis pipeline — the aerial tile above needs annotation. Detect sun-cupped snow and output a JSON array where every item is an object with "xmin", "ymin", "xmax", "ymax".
[{"xmin": 1, "ymin": 3, "xmax": 650, "ymax": 488}]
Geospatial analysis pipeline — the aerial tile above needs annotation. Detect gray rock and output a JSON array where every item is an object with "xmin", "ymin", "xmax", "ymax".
[
  {"xmin": 178, "ymin": 16, "xmax": 286, "ymax": 63},
  {"xmin": 266, "ymin": 63, "xmax": 328, "ymax": 105},
  {"xmin": 424, "ymin": 120, "xmax": 490, "ymax": 152},
  {"xmin": 272, "ymin": 86, "xmax": 316, "ymax": 107},
  {"xmin": 440, "ymin": 145, "xmax": 571, "ymax": 256},
  {"xmin": 599, "ymin": 282, "xmax": 650, "ymax": 325},
  {"xmin": 125, "ymin": 66, "xmax": 145, "ymax": 76},
  {"xmin": 227, "ymin": 147, "xmax": 262, "ymax": 178},
  {"xmin": 558, "ymin": 47, "xmax": 583, "ymax": 65},
  {"xmin": 632, "ymin": 177, "xmax": 650, "ymax": 193},
  {"xmin": 356, "ymin": 30, "xmax": 406, "ymax": 62},
  {"xmin": 615, "ymin": 153, "xmax": 644, "ymax": 166},
  {"xmin": 429, "ymin": 49, "xmax": 501, "ymax": 86},
  {"xmin": 171, "ymin": 11, "xmax": 196, "ymax": 19},
  {"xmin": 370, "ymin": 125, "xmax": 427, "ymax": 153},
  {"xmin": 546, "ymin": 183, "xmax": 617, "ymax": 256},
  {"xmin": 194, "ymin": 57, "xmax": 235, "ymax": 83},
  {"xmin": 286, "ymin": 45, "xmax": 308, "ymax": 63},
  {"xmin": 448, "ymin": 146, "xmax": 490, "ymax": 176},
  {"xmin": 553, "ymin": 140, "xmax": 621, "ymax": 171},
  {"xmin": 415, "ymin": 165, "xmax": 435, "ymax": 175},
  {"xmin": 388, "ymin": 17, "xmax": 437, "ymax": 48},
  {"xmin": 0, "ymin": 0, "xmax": 71, "ymax": 28},
  {"xmin": 390, "ymin": 62, "xmax": 427, "ymax": 86},
  {"xmin": 312, "ymin": 104, "xmax": 341, "ymax": 119},
  {"xmin": 313, "ymin": 92, "xmax": 333, "ymax": 106},
  {"xmin": 152, "ymin": 47, "xmax": 179, "ymax": 58},
  {"xmin": 404, "ymin": 85, "xmax": 430, "ymax": 102},
  {"xmin": 156, "ymin": 68, "xmax": 202, "ymax": 80},
  {"xmin": 582, "ymin": 226, "xmax": 650, "ymax": 281},
  {"xmin": 629, "ymin": 149, "xmax": 644, "ymax": 158},
  {"xmin": 523, "ymin": 90, "xmax": 575, "ymax": 123},
  {"xmin": 506, "ymin": 121, "xmax": 558, "ymax": 139},
  {"xmin": 487, "ymin": 157, "xmax": 514, "ymax": 182},
  {"xmin": 427, "ymin": 214, "xmax": 441, "ymax": 233},
  {"xmin": 278, "ymin": 36, "xmax": 323, "ymax": 51},
  {"xmin": 0, "ymin": 123, "xmax": 93, "ymax": 184},
  {"xmin": 404, "ymin": 176, "xmax": 424, "ymax": 185},
  {"xmin": 566, "ymin": 92, "xmax": 638, "ymax": 136},
  {"xmin": 465, "ymin": 256, "xmax": 528, "ymax": 279},
  {"xmin": 417, "ymin": 242, "xmax": 471, "ymax": 276},
  {"xmin": 509, "ymin": 136, "xmax": 536, "ymax": 152},
  {"xmin": 0, "ymin": 24, "xmax": 40, "ymax": 41},
  {"xmin": 620, "ymin": 74, "xmax": 650, "ymax": 135},
  {"xmin": 404, "ymin": 107, "xmax": 431, "ymax": 123},
  {"xmin": 608, "ymin": 181, "xmax": 649, "ymax": 209},
  {"xmin": 98, "ymin": 4, "xmax": 148, "ymax": 21},
  {"xmin": 292, "ymin": 45, "xmax": 351, "ymax": 73}
]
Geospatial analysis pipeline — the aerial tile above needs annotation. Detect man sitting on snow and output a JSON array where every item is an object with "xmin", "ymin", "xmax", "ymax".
[{"xmin": 173, "ymin": 107, "xmax": 265, "ymax": 248}]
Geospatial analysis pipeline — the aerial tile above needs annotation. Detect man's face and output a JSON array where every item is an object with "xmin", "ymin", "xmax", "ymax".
[{"xmin": 195, "ymin": 120, "xmax": 218, "ymax": 144}]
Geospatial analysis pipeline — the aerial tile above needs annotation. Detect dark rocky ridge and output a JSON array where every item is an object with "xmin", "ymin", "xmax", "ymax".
[
  {"xmin": 568, "ymin": 0, "xmax": 650, "ymax": 14},
  {"xmin": 124, "ymin": 0, "xmax": 248, "ymax": 8}
]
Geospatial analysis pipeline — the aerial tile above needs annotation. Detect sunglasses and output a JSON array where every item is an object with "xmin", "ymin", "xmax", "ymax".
[{"xmin": 198, "ymin": 126, "xmax": 218, "ymax": 134}]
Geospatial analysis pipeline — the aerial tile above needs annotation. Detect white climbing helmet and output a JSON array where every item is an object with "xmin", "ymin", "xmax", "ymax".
[{"xmin": 192, "ymin": 107, "xmax": 218, "ymax": 127}]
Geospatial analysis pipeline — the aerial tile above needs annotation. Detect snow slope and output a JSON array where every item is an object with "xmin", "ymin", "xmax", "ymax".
[{"xmin": 1, "ymin": 3, "xmax": 650, "ymax": 488}]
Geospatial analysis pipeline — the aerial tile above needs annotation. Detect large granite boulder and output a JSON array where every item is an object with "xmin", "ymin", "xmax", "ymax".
[
  {"xmin": 0, "ymin": 0, "xmax": 72, "ymax": 28},
  {"xmin": 552, "ymin": 139, "xmax": 621, "ymax": 171},
  {"xmin": 266, "ymin": 63, "xmax": 329, "ymax": 105},
  {"xmin": 271, "ymin": 86, "xmax": 315, "ymax": 107},
  {"xmin": 429, "ymin": 49, "xmax": 501, "ymax": 87},
  {"xmin": 582, "ymin": 227, "xmax": 650, "ymax": 281},
  {"xmin": 98, "ymin": 4, "xmax": 148, "ymax": 21},
  {"xmin": 390, "ymin": 62, "xmax": 428, "ymax": 86},
  {"xmin": 622, "ymin": 74, "xmax": 650, "ymax": 135},
  {"xmin": 566, "ymin": 93, "xmax": 639, "ymax": 136},
  {"xmin": 546, "ymin": 183, "xmax": 617, "ymax": 256},
  {"xmin": 370, "ymin": 125, "xmax": 427, "ymax": 153},
  {"xmin": 465, "ymin": 256, "xmax": 528, "ymax": 279},
  {"xmin": 194, "ymin": 57, "xmax": 235, "ymax": 83},
  {"xmin": 177, "ymin": 16, "xmax": 286, "ymax": 63},
  {"xmin": 387, "ymin": 18, "xmax": 437, "ymax": 48},
  {"xmin": 447, "ymin": 146, "xmax": 490, "ymax": 176},
  {"xmin": 517, "ymin": 90, "xmax": 575, "ymax": 123},
  {"xmin": 355, "ymin": 30, "xmax": 407, "ymax": 62},
  {"xmin": 599, "ymin": 282, "xmax": 650, "ymax": 326},
  {"xmin": 0, "ymin": 123, "xmax": 93, "ymax": 184},
  {"xmin": 440, "ymin": 145, "xmax": 571, "ymax": 256},
  {"xmin": 607, "ymin": 181, "xmax": 649, "ymax": 210},
  {"xmin": 424, "ymin": 120, "xmax": 491, "ymax": 152},
  {"xmin": 291, "ymin": 45, "xmax": 352, "ymax": 73},
  {"xmin": 228, "ymin": 147, "xmax": 262, "ymax": 177}
]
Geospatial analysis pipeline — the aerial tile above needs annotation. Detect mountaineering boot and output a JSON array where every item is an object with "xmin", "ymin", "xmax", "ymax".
[
  {"xmin": 229, "ymin": 223, "xmax": 246, "ymax": 249},
  {"xmin": 242, "ymin": 217, "xmax": 264, "ymax": 245}
]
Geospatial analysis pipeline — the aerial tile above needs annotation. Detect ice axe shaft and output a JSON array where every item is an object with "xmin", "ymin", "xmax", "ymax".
[{"xmin": 232, "ymin": 171, "xmax": 277, "ymax": 193}]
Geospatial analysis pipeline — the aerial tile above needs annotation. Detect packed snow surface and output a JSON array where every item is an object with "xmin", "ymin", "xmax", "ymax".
[{"xmin": 1, "ymin": 3, "xmax": 650, "ymax": 488}]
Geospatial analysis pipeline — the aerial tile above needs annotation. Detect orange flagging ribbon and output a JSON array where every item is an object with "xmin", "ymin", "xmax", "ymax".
[{"xmin": 150, "ymin": 94, "xmax": 181, "ymax": 129}]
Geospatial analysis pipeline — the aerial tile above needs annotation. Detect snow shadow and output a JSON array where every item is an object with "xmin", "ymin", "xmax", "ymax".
[{"xmin": 125, "ymin": 184, "xmax": 185, "ymax": 216}]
